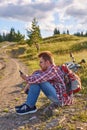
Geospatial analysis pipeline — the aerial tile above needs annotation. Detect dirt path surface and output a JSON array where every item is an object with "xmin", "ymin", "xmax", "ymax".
[
  {"xmin": 0, "ymin": 57, "xmax": 27, "ymax": 110},
  {"xmin": 0, "ymin": 47, "xmax": 30, "ymax": 130}
]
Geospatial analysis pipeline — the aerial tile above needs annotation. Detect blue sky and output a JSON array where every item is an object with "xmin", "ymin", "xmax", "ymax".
[{"xmin": 0, "ymin": 0, "xmax": 87, "ymax": 38}]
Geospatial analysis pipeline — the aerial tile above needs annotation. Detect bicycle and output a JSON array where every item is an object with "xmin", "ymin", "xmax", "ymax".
[{"xmin": 65, "ymin": 52, "xmax": 86, "ymax": 72}]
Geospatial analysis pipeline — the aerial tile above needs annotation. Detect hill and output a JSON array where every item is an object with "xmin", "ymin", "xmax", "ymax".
[{"xmin": 0, "ymin": 34, "xmax": 87, "ymax": 130}]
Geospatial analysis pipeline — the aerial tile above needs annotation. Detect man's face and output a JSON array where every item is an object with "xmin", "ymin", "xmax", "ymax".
[{"xmin": 39, "ymin": 57, "xmax": 49, "ymax": 71}]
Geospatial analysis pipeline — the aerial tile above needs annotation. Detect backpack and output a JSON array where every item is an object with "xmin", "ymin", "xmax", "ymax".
[{"xmin": 60, "ymin": 64, "xmax": 81, "ymax": 95}]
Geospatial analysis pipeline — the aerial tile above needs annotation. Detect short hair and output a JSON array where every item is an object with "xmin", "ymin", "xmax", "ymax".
[{"xmin": 38, "ymin": 51, "xmax": 54, "ymax": 64}]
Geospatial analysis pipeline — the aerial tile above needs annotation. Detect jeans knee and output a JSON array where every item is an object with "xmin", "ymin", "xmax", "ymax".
[{"xmin": 48, "ymin": 95, "xmax": 59, "ymax": 103}]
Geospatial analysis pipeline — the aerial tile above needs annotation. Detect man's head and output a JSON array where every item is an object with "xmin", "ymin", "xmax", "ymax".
[{"xmin": 38, "ymin": 51, "xmax": 54, "ymax": 71}]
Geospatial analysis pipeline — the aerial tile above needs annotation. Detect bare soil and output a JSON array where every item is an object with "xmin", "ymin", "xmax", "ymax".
[
  {"xmin": 0, "ymin": 50, "xmax": 29, "ymax": 130},
  {"xmin": 0, "ymin": 48, "xmax": 87, "ymax": 130}
]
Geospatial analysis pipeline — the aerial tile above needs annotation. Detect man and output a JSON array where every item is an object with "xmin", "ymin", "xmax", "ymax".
[{"xmin": 15, "ymin": 51, "xmax": 73, "ymax": 115}]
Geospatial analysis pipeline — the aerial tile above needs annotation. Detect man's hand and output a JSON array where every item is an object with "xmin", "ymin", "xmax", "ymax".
[
  {"xmin": 19, "ymin": 70, "xmax": 28, "ymax": 81},
  {"xmin": 24, "ymin": 84, "xmax": 30, "ymax": 94},
  {"xmin": 20, "ymin": 73, "xmax": 27, "ymax": 80}
]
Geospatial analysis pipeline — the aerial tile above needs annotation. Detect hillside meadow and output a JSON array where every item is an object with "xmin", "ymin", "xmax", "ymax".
[
  {"xmin": 1, "ymin": 34, "xmax": 87, "ymax": 129},
  {"xmin": 6, "ymin": 34, "xmax": 87, "ymax": 92}
]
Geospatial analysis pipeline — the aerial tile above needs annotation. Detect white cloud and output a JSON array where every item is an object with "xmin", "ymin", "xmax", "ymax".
[
  {"xmin": 0, "ymin": 0, "xmax": 56, "ymax": 21},
  {"xmin": 0, "ymin": 0, "xmax": 87, "ymax": 37},
  {"xmin": 65, "ymin": 0, "xmax": 87, "ymax": 21},
  {"xmin": 0, "ymin": 0, "xmax": 32, "ymax": 5},
  {"xmin": 54, "ymin": 0, "xmax": 87, "ymax": 34},
  {"xmin": 34, "ymin": 0, "xmax": 50, "ymax": 3},
  {"xmin": 0, "ymin": 29, "xmax": 9, "ymax": 35}
]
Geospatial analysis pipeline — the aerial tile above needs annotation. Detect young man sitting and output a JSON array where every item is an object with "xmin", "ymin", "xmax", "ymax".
[{"xmin": 15, "ymin": 51, "xmax": 73, "ymax": 115}]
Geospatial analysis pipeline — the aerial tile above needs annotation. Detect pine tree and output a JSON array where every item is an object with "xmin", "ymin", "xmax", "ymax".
[
  {"xmin": 57, "ymin": 29, "xmax": 60, "ymax": 34},
  {"xmin": 0, "ymin": 33, "xmax": 3, "ymax": 42},
  {"xmin": 54, "ymin": 28, "xmax": 58, "ymax": 35},
  {"xmin": 26, "ymin": 18, "xmax": 42, "ymax": 46},
  {"xmin": 85, "ymin": 31, "xmax": 87, "ymax": 36},
  {"xmin": 53, "ymin": 28, "xmax": 60, "ymax": 35},
  {"xmin": 8, "ymin": 28, "xmax": 16, "ymax": 42},
  {"xmin": 15, "ymin": 30, "xmax": 25, "ymax": 42},
  {"xmin": 67, "ymin": 29, "xmax": 69, "ymax": 35},
  {"xmin": 63, "ymin": 31, "xmax": 66, "ymax": 34}
]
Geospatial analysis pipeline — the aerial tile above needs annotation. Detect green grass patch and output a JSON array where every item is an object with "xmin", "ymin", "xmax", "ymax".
[
  {"xmin": 71, "ymin": 111, "xmax": 87, "ymax": 122},
  {"xmin": 6, "ymin": 35, "xmax": 87, "ymax": 94}
]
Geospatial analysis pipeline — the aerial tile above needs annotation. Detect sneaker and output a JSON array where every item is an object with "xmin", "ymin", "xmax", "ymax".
[
  {"xmin": 16, "ymin": 104, "xmax": 37, "ymax": 115},
  {"xmin": 15, "ymin": 103, "xmax": 26, "ymax": 110}
]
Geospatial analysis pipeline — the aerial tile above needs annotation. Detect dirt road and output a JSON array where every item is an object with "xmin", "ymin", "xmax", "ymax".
[
  {"xmin": 0, "ymin": 47, "xmax": 30, "ymax": 130},
  {"xmin": 0, "ymin": 57, "xmax": 28, "ymax": 111}
]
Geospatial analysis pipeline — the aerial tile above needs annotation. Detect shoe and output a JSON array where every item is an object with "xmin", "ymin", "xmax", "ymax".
[
  {"xmin": 15, "ymin": 103, "xmax": 26, "ymax": 110},
  {"xmin": 16, "ymin": 104, "xmax": 37, "ymax": 115}
]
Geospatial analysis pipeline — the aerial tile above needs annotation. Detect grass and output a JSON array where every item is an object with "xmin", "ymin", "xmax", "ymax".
[
  {"xmin": 4, "ymin": 34, "xmax": 87, "ymax": 90},
  {"xmin": 71, "ymin": 111, "xmax": 87, "ymax": 122}
]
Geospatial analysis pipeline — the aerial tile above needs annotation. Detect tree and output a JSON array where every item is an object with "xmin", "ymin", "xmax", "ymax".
[
  {"xmin": 57, "ymin": 29, "xmax": 60, "ymax": 34},
  {"xmin": 53, "ymin": 28, "xmax": 60, "ymax": 35},
  {"xmin": 63, "ymin": 31, "xmax": 66, "ymax": 34},
  {"xmin": 81, "ymin": 31, "xmax": 83, "ymax": 36},
  {"xmin": 8, "ymin": 28, "xmax": 25, "ymax": 42},
  {"xmin": 0, "ymin": 33, "xmax": 3, "ymax": 42},
  {"xmin": 67, "ymin": 29, "xmax": 69, "ymax": 35},
  {"xmin": 8, "ymin": 28, "xmax": 16, "ymax": 42},
  {"xmin": 74, "ymin": 32, "xmax": 80, "ymax": 36},
  {"xmin": 0, "ymin": 28, "xmax": 25, "ymax": 42},
  {"xmin": 85, "ymin": 31, "xmax": 87, "ymax": 36},
  {"xmin": 15, "ymin": 30, "xmax": 25, "ymax": 42},
  {"xmin": 54, "ymin": 28, "xmax": 58, "ymax": 35},
  {"xmin": 26, "ymin": 18, "xmax": 42, "ymax": 46}
]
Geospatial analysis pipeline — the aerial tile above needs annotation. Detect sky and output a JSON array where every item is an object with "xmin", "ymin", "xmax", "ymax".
[{"xmin": 0, "ymin": 0, "xmax": 87, "ymax": 38}]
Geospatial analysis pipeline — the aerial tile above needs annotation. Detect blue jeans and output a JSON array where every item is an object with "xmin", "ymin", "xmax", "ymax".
[{"xmin": 26, "ymin": 82, "xmax": 60, "ymax": 107}]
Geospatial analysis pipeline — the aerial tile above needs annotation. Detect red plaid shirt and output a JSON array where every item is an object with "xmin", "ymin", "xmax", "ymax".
[{"xmin": 26, "ymin": 64, "xmax": 73, "ymax": 106}]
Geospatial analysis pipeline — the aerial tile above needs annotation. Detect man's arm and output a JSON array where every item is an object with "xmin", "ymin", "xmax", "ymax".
[{"xmin": 26, "ymin": 66, "xmax": 58, "ymax": 84}]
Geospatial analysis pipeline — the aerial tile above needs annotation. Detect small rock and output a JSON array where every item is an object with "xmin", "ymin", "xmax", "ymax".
[
  {"xmin": 75, "ymin": 94, "xmax": 82, "ymax": 97},
  {"xmin": 18, "ymin": 126, "xmax": 25, "ymax": 129},
  {"xmin": 76, "ymin": 127, "xmax": 84, "ymax": 130},
  {"xmin": 29, "ymin": 116, "xmax": 37, "ymax": 120}
]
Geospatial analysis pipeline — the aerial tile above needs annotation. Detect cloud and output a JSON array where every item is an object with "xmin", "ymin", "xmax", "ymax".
[
  {"xmin": 0, "ymin": 0, "xmax": 87, "ymax": 37},
  {"xmin": 0, "ymin": 29, "xmax": 9, "ymax": 35},
  {"xmin": 0, "ymin": 0, "xmax": 56, "ymax": 20},
  {"xmin": 65, "ymin": 0, "xmax": 87, "ymax": 23},
  {"xmin": 54, "ymin": 0, "xmax": 87, "ymax": 34}
]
